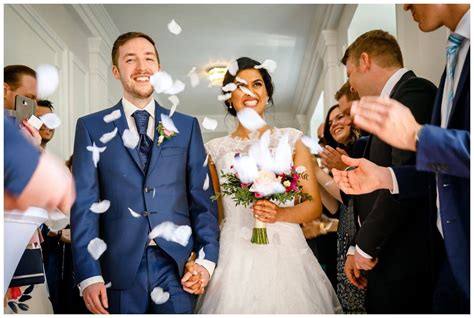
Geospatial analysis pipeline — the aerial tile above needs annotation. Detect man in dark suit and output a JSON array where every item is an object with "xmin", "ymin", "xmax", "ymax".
[
  {"xmin": 340, "ymin": 30, "xmax": 438, "ymax": 313},
  {"xmin": 71, "ymin": 32, "xmax": 220, "ymax": 314},
  {"xmin": 332, "ymin": 4, "xmax": 470, "ymax": 313}
]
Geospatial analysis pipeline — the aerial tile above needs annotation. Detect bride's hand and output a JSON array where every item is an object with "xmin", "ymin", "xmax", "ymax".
[{"xmin": 252, "ymin": 200, "xmax": 281, "ymax": 223}]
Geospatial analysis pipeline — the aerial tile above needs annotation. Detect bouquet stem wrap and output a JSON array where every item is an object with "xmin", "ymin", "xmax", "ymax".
[{"xmin": 251, "ymin": 218, "xmax": 269, "ymax": 244}]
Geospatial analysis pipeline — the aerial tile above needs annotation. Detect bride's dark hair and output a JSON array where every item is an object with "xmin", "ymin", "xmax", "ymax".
[{"xmin": 221, "ymin": 57, "xmax": 275, "ymax": 117}]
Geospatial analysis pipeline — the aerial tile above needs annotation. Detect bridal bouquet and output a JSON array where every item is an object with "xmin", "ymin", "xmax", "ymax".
[{"xmin": 213, "ymin": 131, "xmax": 312, "ymax": 244}]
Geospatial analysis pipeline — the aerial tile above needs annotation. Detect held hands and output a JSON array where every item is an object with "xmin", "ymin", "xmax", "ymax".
[
  {"xmin": 351, "ymin": 96, "xmax": 421, "ymax": 151},
  {"xmin": 344, "ymin": 255, "xmax": 367, "ymax": 289},
  {"xmin": 320, "ymin": 146, "xmax": 349, "ymax": 171},
  {"xmin": 331, "ymin": 155, "xmax": 393, "ymax": 195},
  {"xmin": 252, "ymin": 199, "xmax": 281, "ymax": 224},
  {"xmin": 82, "ymin": 282, "xmax": 109, "ymax": 314},
  {"xmin": 181, "ymin": 261, "xmax": 210, "ymax": 295}
]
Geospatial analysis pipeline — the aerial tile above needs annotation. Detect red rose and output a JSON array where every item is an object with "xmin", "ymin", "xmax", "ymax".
[
  {"xmin": 9, "ymin": 287, "xmax": 22, "ymax": 300},
  {"xmin": 255, "ymin": 192, "xmax": 263, "ymax": 198}
]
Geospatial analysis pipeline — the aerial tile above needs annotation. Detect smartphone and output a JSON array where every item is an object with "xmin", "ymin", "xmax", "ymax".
[{"xmin": 14, "ymin": 95, "xmax": 37, "ymax": 125}]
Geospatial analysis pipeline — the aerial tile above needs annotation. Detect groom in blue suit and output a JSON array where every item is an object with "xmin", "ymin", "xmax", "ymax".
[{"xmin": 71, "ymin": 32, "xmax": 219, "ymax": 314}]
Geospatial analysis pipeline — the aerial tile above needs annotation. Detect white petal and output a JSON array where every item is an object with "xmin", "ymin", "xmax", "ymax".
[
  {"xmin": 150, "ymin": 71, "xmax": 173, "ymax": 94},
  {"xmin": 122, "ymin": 129, "xmax": 140, "ymax": 149},
  {"xmin": 87, "ymin": 238, "xmax": 107, "ymax": 260},
  {"xmin": 202, "ymin": 154, "xmax": 209, "ymax": 167},
  {"xmin": 272, "ymin": 134, "xmax": 292, "ymax": 174},
  {"xmin": 39, "ymin": 113, "xmax": 61, "ymax": 129},
  {"xmin": 168, "ymin": 95, "xmax": 179, "ymax": 117},
  {"xmin": 103, "ymin": 109, "xmax": 121, "ymax": 123},
  {"xmin": 150, "ymin": 287, "xmax": 170, "ymax": 305},
  {"xmin": 171, "ymin": 225, "xmax": 192, "ymax": 246},
  {"xmin": 239, "ymin": 86, "xmax": 256, "ymax": 98},
  {"xmin": 187, "ymin": 67, "xmax": 200, "ymax": 87},
  {"xmin": 105, "ymin": 282, "xmax": 112, "ymax": 289},
  {"xmin": 160, "ymin": 114, "xmax": 179, "ymax": 134},
  {"xmin": 153, "ymin": 189, "xmax": 156, "ymax": 198},
  {"xmin": 255, "ymin": 59, "xmax": 278, "ymax": 73},
  {"xmin": 167, "ymin": 19, "xmax": 182, "ymax": 35},
  {"xmin": 202, "ymin": 117, "xmax": 218, "ymax": 131},
  {"xmin": 163, "ymin": 79, "xmax": 185, "ymax": 95},
  {"xmin": 217, "ymin": 93, "xmax": 232, "ymax": 101},
  {"xmin": 235, "ymin": 76, "xmax": 248, "ymax": 85},
  {"xmin": 233, "ymin": 155, "xmax": 259, "ymax": 184},
  {"xmin": 149, "ymin": 222, "xmax": 192, "ymax": 246},
  {"xmin": 99, "ymin": 127, "xmax": 118, "ymax": 144},
  {"xmin": 228, "ymin": 60, "xmax": 239, "ymax": 76},
  {"xmin": 128, "ymin": 207, "xmax": 141, "ymax": 218},
  {"xmin": 197, "ymin": 247, "xmax": 205, "ymax": 260},
  {"xmin": 45, "ymin": 210, "xmax": 69, "ymax": 232},
  {"xmin": 222, "ymin": 83, "xmax": 237, "ymax": 92},
  {"xmin": 236, "ymin": 108, "xmax": 266, "ymax": 131},
  {"xmin": 203, "ymin": 174, "xmax": 210, "ymax": 191},
  {"xmin": 36, "ymin": 64, "xmax": 59, "ymax": 99},
  {"xmin": 90, "ymin": 200, "xmax": 110, "ymax": 214},
  {"xmin": 301, "ymin": 136, "xmax": 323, "ymax": 154},
  {"xmin": 86, "ymin": 142, "xmax": 107, "ymax": 168}
]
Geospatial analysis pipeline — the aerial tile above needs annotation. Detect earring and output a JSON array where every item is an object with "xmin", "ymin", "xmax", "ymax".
[{"xmin": 228, "ymin": 103, "xmax": 233, "ymax": 109}]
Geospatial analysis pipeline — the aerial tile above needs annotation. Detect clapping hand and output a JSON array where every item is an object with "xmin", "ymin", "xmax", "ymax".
[{"xmin": 320, "ymin": 146, "xmax": 349, "ymax": 171}]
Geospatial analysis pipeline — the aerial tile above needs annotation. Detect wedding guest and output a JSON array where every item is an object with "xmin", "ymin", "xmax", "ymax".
[
  {"xmin": 339, "ymin": 29, "xmax": 440, "ymax": 313},
  {"xmin": 333, "ymin": 4, "xmax": 470, "ymax": 313}
]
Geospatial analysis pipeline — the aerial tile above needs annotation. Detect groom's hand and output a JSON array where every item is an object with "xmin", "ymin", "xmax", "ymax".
[
  {"xmin": 83, "ymin": 282, "xmax": 109, "ymax": 314},
  {"xmin": 181, "ymin": 262, "xmax": 210, "ymax": 295}
]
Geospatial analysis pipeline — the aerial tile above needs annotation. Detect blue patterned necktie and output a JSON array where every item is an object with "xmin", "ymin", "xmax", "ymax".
[
  {"xmin": 443, "ymin": 33, "xmax": 464, "ymax": 126},
  {"xmin": 132, "ymin": 110, "xmax": 153, "ymax": 171}
]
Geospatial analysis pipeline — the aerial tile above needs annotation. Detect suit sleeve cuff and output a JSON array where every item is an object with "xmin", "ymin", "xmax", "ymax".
[
  {"xmin": 79, "ymin": 276, "xmax": 104, "ymax": 296},
  {"xmin": 195, "ymin": 259, "xmax": 216, "ymax": 278},
  {"xmin": 347, "ymin": 246, "xmax": 356, "ymax": 256},
  {"xmin": 387, "ymin": 167, "xmax": 399, "ymax": 194},
  {"xmin": 356, "ymin": 245, "xmax": 373, "ymax": 259}
]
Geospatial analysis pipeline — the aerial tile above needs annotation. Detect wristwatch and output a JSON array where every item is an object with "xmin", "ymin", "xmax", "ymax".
[{"xmin": 415, "ymin": 125, "xmax": 424, "ymax": 149}]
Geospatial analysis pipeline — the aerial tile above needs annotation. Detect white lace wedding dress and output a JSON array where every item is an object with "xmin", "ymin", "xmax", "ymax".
[{"xmin": 196, "ymin": 128, "xmax": 342, "ymax": 314}]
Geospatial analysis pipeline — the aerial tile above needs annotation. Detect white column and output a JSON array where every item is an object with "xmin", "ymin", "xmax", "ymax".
[
  {"xmin": 88, "ymin": 37, "xmax": 109, "ymax": 113},
  {"xmin": 320, "ymin": 30, "xmax": 342, "ymax": 114}
]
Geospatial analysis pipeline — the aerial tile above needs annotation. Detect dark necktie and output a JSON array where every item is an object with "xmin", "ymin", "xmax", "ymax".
[{"xmin": 132, "ymin": 110, "xmax": 153, "ymax": 171}]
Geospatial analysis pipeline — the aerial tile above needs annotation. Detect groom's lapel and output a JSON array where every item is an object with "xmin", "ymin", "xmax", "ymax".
[
  {"xmin": 146, "ymin": 101, "xmax": 167, "ymax": 176},
  {"xmin": 112, "ymin": 101, "xmax": 144, "ymax": 174}
]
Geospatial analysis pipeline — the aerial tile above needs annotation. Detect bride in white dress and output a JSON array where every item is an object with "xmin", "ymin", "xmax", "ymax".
[{"xmin": 195, "ymin": 57, "xmax": 342, "ymax": 314}]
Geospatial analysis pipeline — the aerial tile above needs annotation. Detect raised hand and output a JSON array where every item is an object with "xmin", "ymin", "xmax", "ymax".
[
  {"xmin": 351, "ymin": 96, "xmax": 421, "ymax": 151},
  {"xmin": 344, "ymin": 255, "xmax": 367, "ymax": 289},
  {"xmin": 320, "ymin": 145, "xmax": 349, "ymax": 171},
  {"xmin": 331, "ymin": 155, "xmax": 393, "ymax": 195}
]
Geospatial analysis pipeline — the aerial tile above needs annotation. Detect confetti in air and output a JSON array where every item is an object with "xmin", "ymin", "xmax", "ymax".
[
  {"xmin": 167, "ymin": 19, "xmax": 182, "ymax": 35},
  {"xmin": 150, "ymin": 71, "xmax": 173, "ymax": 94},
  {"xmin": 122, "ymin": 129, "xmax": 140, "ymax": 149},
  {"xmin": 255, "ymin": 59, "xmax": 278, "ymax": 73},
  {"xmin": 222, "ymin": 83, "xmax": 237, "ymax": 92},
  {"xmin": 87, "ymin": 238, "xmax": 107, "ymax": 260},
  {"xmin": 236, "ymin": 108, "xmax": 266, "ymax": 131},
  {"xmin": 202, "ymin": 117, "xmax": 218, "ymax": 131},
  {"xmin": 103, "ymin": 109, "xmax": 121, "ymax": 123},
  {"xmin": 105, "ymin": 282, "xmax": 112, "ymax": 289},
  {"xmin": 90, "ymin": 200, "xmax": 110, "ymax": 214},
  {"xmin": 86, "ymin": 142, "xmax": 106, "ymax": 168},
  {"xmin": 128, "ymin": 207, "xmax": 141, "ymax": 218},
  {"xmin": 148, "ymin": 222, "xmax": 192, "ymax": 247},
  {"xmin": 228, "ymin": 60, "xmax": 239, "ymax": 76},
  {"xmin": 239, "ymin": 86, "xmax": 256, "ymax": 98},
  {"xmin": 202, "ymin": 154, "xmax": 209, "ymax": 167},
  {"xmin": 99, "ymin": 127, "xmax": 118, "ymax": 144},
  {"xmin": 36, "ymin": 64, "xmax": 59, "ymax": 99},
  {"xmin": 217, "ymin": 93, "xmax": 232, "ymax": 101},
  {"xmin": 203, "ymin": 174, "xmax": 210, "ymax": 191},
  {"xmin": 150, "ymin": 287, "xmax": 170, "ymax": 305},
  {"xmin": 187, "ymin": 67, "xmax": 200, "ymax": 87},
  {"xmin": 163, "ymin": 79, "xmax": 185, "ymax": 95},
  {"xmin": 160, "ymin": 114, "xmax": 179, "ymax": 134},
  {"xmin": 39, "ymin": 113, "xmax": 61, "ymax": 129},
  {"xmin": 236, "ymin": 76, "xmax": 248, "ymax": 85},
  {"xmin": 198, "ymin": 247, "xmax": 206, "ymax": 260},
  {"xmin": 168, "ymin": 95, "xmax": 179, "ymax": 117},
  {"xmin": 301, "ymin": 136, "xmax": 324, "ymax": 154}
]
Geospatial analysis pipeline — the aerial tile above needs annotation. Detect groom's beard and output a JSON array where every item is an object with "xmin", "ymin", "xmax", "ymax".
[{"xmin": 129, "ymin": 85, "xmax": 154, "ymax": 100}]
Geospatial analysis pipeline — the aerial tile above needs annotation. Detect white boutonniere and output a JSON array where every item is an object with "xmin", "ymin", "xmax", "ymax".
[{"xmin": 156, "ymin": 114, "xmax": 179, "ymax": 146}]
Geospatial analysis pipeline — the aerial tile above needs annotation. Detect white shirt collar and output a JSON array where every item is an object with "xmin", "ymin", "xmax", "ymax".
[
  {"xmin": 380, "ymin": 68, "xmax": 410, "ymax": 97},
  {"xmin": 454, "ymin": 9, "xmax": 470, "ymax": 40},
  {"xmin": 122, "ymin": 97, "xmax": 155, "ymax": 120}
]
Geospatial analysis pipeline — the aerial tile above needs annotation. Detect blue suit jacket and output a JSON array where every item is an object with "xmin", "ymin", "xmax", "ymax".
[
  {"xmin": 395, "ymin": 50, "xmax": 470, "ymax": 297},
  {"xmin": 71, "ymin": 100, "xmax": 219, "ymax": 290}
]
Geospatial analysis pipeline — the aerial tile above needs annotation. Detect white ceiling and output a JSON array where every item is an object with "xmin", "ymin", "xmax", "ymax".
[{"xmin": 103, "ymin": 4, "xmax": 344, "ymax": 116}]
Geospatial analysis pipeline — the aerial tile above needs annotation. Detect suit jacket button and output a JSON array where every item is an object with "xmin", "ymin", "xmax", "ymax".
[
  {"xmin": 443, "ymin": 183, "xmax": 450, "ymax": 187},
  {"xmin": 144, "ymin": 186, "xmax": 152, "ymax": 193},
  {"xmin": 142, "ymin": 211, "xmax": 149, "ymax": 217}
]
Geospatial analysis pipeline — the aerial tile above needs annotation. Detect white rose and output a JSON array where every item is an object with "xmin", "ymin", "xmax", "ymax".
[
  {"xmin": 249, "ymin": 169, "xmax": 286, "ymax": 196},
  {"xmin": 283, "ymin": 180, "xmax": 291, "ymax": 187}
]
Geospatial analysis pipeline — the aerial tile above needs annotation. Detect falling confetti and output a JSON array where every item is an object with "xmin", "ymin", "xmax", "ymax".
[
  {"xmin": 197, "ymin": 247, "xmax": 205, "ymax": 260},
  {"xmin": 36, "ymin": 64, "xmax": 59, "ymax": 99},
  {"xmin": 87, "ymin": 142, "xmax": 106, "ymax": 168},
  {"xmin": 168, "ymin": 95, "xmax": 179, "ymax": 117},
  {"xmin": 217, "ymin": 93, "xmax": 232, "ymax": 101},
  {"xmin": 103, "ymin": 109, "xmax": 121, "ymax": 123},
  {"xmin": 202, "ymin": 117, "xmax": 218, "ymax": 131},
  {"xmin": 122, "ymin": 129, "xmax": 140, "ymax": 149},
  {"xmin": 87, "ymin": 238, "xmax": 107, "ymax": 260},
  {"xmin": 161, "ymin": 114, "xmax": 179, "ymax": 134},
  {"xmin": 239, "ymin": 86, "xmax": 256, "ymax": 98},
  {"xmin": 233, "ymin": 155, "xmax": 259, "ymax": 184},
  {"xmin": 164, "ymin": 79, "xmax": 185, "ymax": 95},
  {"xmin": 236, "ymin": 76, "xmax": 248, "ymax": 85},
  {"xmin": 167, "ymin": 19, "xmax": 182, "ymax": 35},
  {"xmin": 149, "ymin": 222, "xmax": 192, "ymax": 247},
  {"xmin": 150, "ymin": 71, "xmax": 173, "ymax": 94},
  {"xmin": 128, "ymin": 207, "xmax": 141, "ymax": 218},
  {"xmin": 105, "ymin": 282, "xmax": 112, "ymax": 289},
  {"xmin": 301, "ymin": 136, "xmax": 323, "ymax": 154},
  {"xmin": 203, "ymin": 174, "xmax": 210, "ymax": 191},
  {"xmin": 202, "ymin": 154, "xmax": 209, "ymax": 167},
  {"xmin": 187, "ymin": 67, "xmax": 200, "ymax": 87},
  {"xmin": 255, "ymin": 59, "xmax": 278, "ymax": 73},
  {"xmin": 151, "ymin": 287, "xmax": 170, "ymax": 305},
  {"xmin": 40, "ymin": 113, "xmax": 61, "ymax": 129},
  {"xmin": 90, "ymin": 200, "xmax": 110, "ymax": 214},
  {"xmin": 236, "ymin": 108, "xmax": 266, "ymax": 131},
  {"xmin": 99, "ymin": 127, "xmax": 118, "ymax": 144},
  {"xmin": 228, "ymin": 60, "xmax": 239, "ymax": 76},
  {"xmin": 222, "ymin": 83, "xmax": 237, "ymax": 92}
]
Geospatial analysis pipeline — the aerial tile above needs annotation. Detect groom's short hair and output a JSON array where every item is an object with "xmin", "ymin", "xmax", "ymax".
[
  {"xmin": 112, "ymin": 32, "xmax": 160, "ymax": 67},
  {"xmin": 341, "ymin": 29, "xmax": 403, "ymax": 68}
]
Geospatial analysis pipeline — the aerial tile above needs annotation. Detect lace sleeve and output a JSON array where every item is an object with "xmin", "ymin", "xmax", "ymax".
[{"xmin": 283, "ymin": 128, "xmax": 304, "ymax": 153}]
